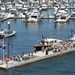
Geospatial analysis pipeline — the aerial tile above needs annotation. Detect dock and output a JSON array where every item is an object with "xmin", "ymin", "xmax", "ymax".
[
  {"xmin": 0, "ymin": 15, "xmax": 56, "ymax": 22},
  {"xmin": 0, "ymin": 17, "xmax": 27, "ymax": 22},
  {"xmin": 0, "ymin": 18, "xmax": 11, "ymax": 22},
  {"xmin": 42, "ymin": 16, "xmax": 55, "ymax": 19},
  {"xmin": 0, "ymin": 47, "xmax": 75, "ymax": 70}
]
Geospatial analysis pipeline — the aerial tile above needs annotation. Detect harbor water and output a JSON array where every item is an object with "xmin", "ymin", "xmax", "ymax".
[{"xmin": 0, "ymin": 8, "xmax": 75, "ymax": 75}]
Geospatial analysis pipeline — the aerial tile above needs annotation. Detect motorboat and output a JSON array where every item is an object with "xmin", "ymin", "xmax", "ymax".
[
  {"xmin": 9, "ymin": 8, "xmax": 18, "ymax": 16},
  {"xmin": 60, "ymin": 4, "xmax": 66, "ymax": 10},
  {"xmin": 0, "ymin": 5, "xmax": 6, "ymax": 12},
  {"xmin": 15, "ymin": 3, "xmax": 22, "ymax": 11},
  {"xmin": 56, "ymin": 14, "xmax": 70, "ymax": 23},
  {"xmin": 56, "ymin": 9, "xmax": 67, "ymax": 18},
  {"xmin": 53, "ymin": 0, "xmax": 58, "ymax": 5},
  {"xmin": 19, "ymin": 10, "xmax": 31, "ymax": 18},
  {"xmin": 0, "ymin": 29, "xmax": 16, "ymax": 38},
  {"xmin": 22, "ymin": 3, "xmax": 29, "ymax": 11},
  {"xmin": 41, "ymin": 3, "xmax": 48, "ymax": 10},
  {"xmin": 0, "ymin": 12, "xmax": 5, "ymax": 20},
  {"xmin": 34, "ymin": 38, "xmax": 62, "ymax": 51},
  {"xmin": 40, "ymin": 0, "xmax": 48, "ymax": 10},
  {"xmin": 28, "ymin": 8, "xmax": 42, "ymax": 22},
  {"xmin": 0, "ymin": 21, "xmax": 16, "ymax": 38},
  {"xmin": 70, "ymin": 11, "xmax": 75, "ymax": 19},
  {"xmin": 56, "ymin": 9, "xmax": 70, "ymax": 23}
]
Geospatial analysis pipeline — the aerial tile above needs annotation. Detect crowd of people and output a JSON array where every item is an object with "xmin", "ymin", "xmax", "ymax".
[{"xmin": 44, "ymin": 40, "xmax": 75, "ymax": 53}]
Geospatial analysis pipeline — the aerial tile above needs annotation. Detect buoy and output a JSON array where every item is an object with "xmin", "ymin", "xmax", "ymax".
[{"xmin": 59, "ymin": 51, "xmax": 63, "ymax": 56}]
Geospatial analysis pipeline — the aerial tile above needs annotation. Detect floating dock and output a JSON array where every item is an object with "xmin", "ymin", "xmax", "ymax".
[
  {"xmin": 0, "ymin": 16, "xmax": 55, "ymax": 22},
  {"xmin": 42, "ymin": 16, "xmax": 55, "ymax": 19}
]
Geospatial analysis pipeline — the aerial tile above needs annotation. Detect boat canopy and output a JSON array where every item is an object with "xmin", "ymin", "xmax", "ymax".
[
  {"xmin": 42, "ymin": 38, "xmax": 62, "ymax": 42},
  {"xmin": 58, "ymin": 10, "xmax": 67, "ymax": 14}
]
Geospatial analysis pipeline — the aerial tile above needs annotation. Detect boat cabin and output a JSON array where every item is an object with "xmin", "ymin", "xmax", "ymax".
[
  {"xmin": 31, "ymin": 16, "xmax": 37, "ymax": 19},
  {"xmin": 34, "ymin": 38, "xmax": 62, "ymax": 52}
]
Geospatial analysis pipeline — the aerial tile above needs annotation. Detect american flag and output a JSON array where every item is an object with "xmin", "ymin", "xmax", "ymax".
[
  {"xmin": 0, "ymin": 39, "xmax": 4, "ymax": 50},
  {"xmin": 0, "ymin": 39, "xmax": 4, "ymax": 46}
]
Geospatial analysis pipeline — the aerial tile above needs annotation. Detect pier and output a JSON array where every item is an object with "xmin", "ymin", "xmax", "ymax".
[{"xmin": 0, "ymin": 47, "xmax": 75, "ymax": 69}]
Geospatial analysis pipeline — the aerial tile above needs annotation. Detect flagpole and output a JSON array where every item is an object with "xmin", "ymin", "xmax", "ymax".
[
  {"xmin": 7, "ymin": 21, "xmax": 10, "ymax": 58},
  {"xmin": 7, "ymin": 38, "xmax": 9, "ymax": 58},
  {"xmin": 0, "ymin": 35, "xmax": 5, "ymax": 60},
  {"xmin": 2, "ymin": 38, "xmax": 5, "ymax": 60},
  {"xmin": 3, "ymin": 49, "xmax": 4, "ymax": 60}
]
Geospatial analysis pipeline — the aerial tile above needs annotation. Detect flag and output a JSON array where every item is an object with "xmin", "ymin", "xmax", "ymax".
[
  {"xmin": 0, "ymin": 39, "xmax": 4, "ymax": 50},
  {"xmin": 0, "ymin": 39, "xmax": 4, "ymax": 46},
  {"xmin": 0, "ymin": 39, "xmax": 6, "ymax": 50},
  {"xmin": 11, "ymin": 45, "xmax": 15, "ymax": 52},
  {"xmin": 2, "ymin": 45, "xmax": 6, "ymax": 50}
]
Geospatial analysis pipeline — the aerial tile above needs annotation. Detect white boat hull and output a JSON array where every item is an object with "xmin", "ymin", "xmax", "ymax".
[
  {"xmin": 28, "ymin": 17, "xmax": 41, "ymax": 22},
  {"xmin": 0, "ymin": 30, "xmax": 16, "ymax": 38},
  {"xmin": 56, "ymin": 16, "xmax": 70, "ymax": 23},
  {"xmin": 5, "ymin": 31, "xmax": 16, "ymax": 38}
]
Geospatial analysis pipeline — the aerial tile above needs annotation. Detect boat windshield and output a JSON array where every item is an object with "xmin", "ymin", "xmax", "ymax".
[
  {"xmin": 31, "ymin": 16, "xmax": 37, "ymax": 19},
  {"xmin": 61, "ymin": 16, "xmax": 66, "ymax": 19},
  {"xmin": 4, "ymin": 30, "xmax": 12, "ymax": 33}
]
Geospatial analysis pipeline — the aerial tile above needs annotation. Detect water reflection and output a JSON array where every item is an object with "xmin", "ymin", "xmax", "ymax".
[
  {"xmin": 9, "ymin": 19, "xmax": 17, "ymax": 23},
  {"xmin": 57, "ymin": 23, "xmax": 68, "ymax": 29},
  {"xmin": 54, "ymin": 23, "xmax": 57, "ymax": 29},
  {"xmin": 23, "ymin": 22, "xmax": 29, "ymax": 29},
  {"xmin": 29, "ymin": 22, "xmax": 41, "ymax": 31},
  {"xmin": 22, "ymin": 21, "xmax": 42, "ymax": 31},
  {"xmin": 0, "ymin": 21, "xmax": 5, "ymax": 27},
  {"xmin": 70, "ymin": 19, "xmax": 75, "ymax": 23}
]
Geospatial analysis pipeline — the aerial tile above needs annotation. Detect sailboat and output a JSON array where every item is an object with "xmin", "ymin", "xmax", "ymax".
[{"xmin": 0, "ymin": 21, "xmax": 16, "ymax": 38}]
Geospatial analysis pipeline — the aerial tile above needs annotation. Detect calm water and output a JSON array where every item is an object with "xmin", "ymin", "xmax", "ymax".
[{"xmin": 0, "ymin": 8, "xmax": 75, "ymax": 75}]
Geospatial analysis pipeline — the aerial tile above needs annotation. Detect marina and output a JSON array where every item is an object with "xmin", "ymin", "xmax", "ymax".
[
  {"xmin": 0, "ymin": 0, "xmax": 75, "ymax": 75},
  {"xmin": 0, "ymin": 0, "xmax": 75, "ymax": 22}
]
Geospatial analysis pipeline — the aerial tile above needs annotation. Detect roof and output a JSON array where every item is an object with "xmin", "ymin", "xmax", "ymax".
[{"xmin": 43, "ymin": 38, "xmax": 62, "ymax": 42}]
